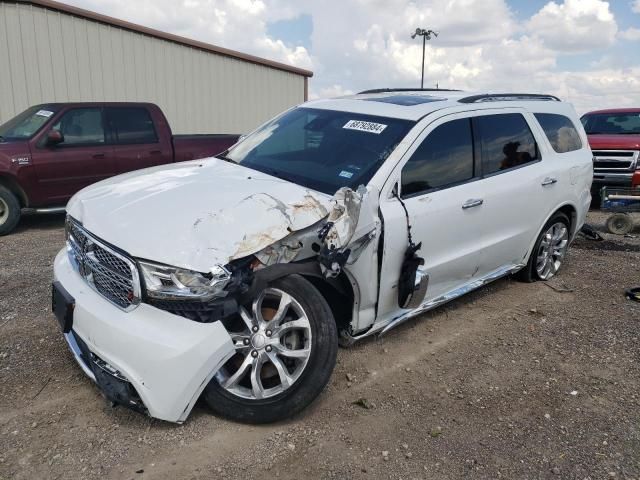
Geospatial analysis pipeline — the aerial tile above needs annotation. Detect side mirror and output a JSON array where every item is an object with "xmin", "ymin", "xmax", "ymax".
[{"xmin": 47, "ymin": 130, "xmax": 64, "ymax": 146}]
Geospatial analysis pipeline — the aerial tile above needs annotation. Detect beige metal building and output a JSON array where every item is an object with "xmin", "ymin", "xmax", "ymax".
[{"xmin": 0, "ymin": 0, "xmax": 312, "ymax": 134}]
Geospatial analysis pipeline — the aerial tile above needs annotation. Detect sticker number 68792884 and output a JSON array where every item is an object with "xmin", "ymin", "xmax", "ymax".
[{"xmin": 343, "ymin": 120, "xmax": 388, "ymax": 134}]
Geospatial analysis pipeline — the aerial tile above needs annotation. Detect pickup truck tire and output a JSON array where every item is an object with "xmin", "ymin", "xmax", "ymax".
[
  {"xmin": 203, "ymin": 274, "xmax": 338, "ymax": 424},
  {"xmin": 0, "ymin": 186, "xmax": 21, "ymax": 236},
  {"xmin": 517, "ymin": 212, "xmax": 570, "ymax": 283}
]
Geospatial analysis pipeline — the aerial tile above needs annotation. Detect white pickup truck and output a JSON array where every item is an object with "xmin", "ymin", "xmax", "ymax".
[{"xmin": 52, "ymin": 90, "xmax": 593, "ymax": 424}]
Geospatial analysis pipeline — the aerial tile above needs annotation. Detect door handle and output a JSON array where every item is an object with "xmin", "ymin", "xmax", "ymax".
[
  {"xmin": 92, "ymin": 153, "xmax": 105, "ymax": 159},
  {"xmin": 462, "ymin": 198, "xmax": 483, "ymax": 209},
  {"xmin": 541, "ymin": 177, "xmax": 558, "ymax": 186},
  {"xmin": 149, "ymin": 150, "xmax": 162, "ymax": 155}
]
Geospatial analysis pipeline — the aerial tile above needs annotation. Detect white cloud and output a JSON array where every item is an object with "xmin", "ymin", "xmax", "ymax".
[
  {"xmin": 633, "ymin": 0, "xmax": 640, "ymax": 14},
  {"xmin": 62, "ymin": 0, "xmax": 640, "ymax": 114},
  {"xmin": 620, "ymin": 27, "xmax": 640, "ymax": 41},
  {"xmin": 527, "ymin": 0, "xmax": 618, "ymax": 52},
  {"xmin": 63, "ymin": 0, "xmax": 313, "ymax": 70}
]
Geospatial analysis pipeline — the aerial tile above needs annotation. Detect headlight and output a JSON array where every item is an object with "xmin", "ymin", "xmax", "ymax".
[{"xmin": 139, "ymin": 261, "xmax": 231, "ymax": 301}]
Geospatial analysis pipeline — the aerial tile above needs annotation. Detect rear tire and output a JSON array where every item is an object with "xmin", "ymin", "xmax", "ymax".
[
  {"xmin": 516, "ymin": 212, "xmax": 570, "ymax": 282},
  {"xmin": 0, "ymin": 186, "xmax": 21, "ymax": 236},
  {"xmin": 606, "ymin": 213, "xmax": 633, "ymax": 235},
  {"xmin": 203, "ymin": 274, "xmax": 338, "ymax": 423}
]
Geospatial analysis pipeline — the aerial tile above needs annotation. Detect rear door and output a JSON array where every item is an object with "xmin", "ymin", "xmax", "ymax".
[
  {"xmin": 470, "ymin": 111, "xmax": 551, "ymax": 277},
  {"xmin": 31, "ymin": 107, "xmax": 115, "ymax": 205},
  {"xmin": 106, "ymin": 106, "xmax": 172, "ymax": 173}
]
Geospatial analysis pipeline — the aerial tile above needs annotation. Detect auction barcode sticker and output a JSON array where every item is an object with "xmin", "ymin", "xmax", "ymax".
[{"xmin": 343, "ymin": 120, "xmax": 387, "ymax": 134}]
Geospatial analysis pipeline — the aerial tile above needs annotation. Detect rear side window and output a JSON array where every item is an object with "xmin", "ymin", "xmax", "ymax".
[
  {"xmin": 107, "ymin": 108, "xmax": 158, "ymax": 144},
  {"xmin": 401, "ymin": 118, "xmax": 474, "ymax": 197},
  {"xmin": 534, "ymin": 113, "xmax": 582, "ymax": 153},
  {"xmin": 476, "ymin": 113, "xmax": 538, "ymax": 175}
]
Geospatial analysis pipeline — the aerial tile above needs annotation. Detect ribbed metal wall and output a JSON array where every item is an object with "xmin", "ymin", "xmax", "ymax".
[{"xmin": 0, "ymin": 2, "xmax": 307, "ymax": 134}]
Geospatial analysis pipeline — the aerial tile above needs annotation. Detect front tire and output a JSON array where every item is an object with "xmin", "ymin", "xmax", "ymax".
[
  {"xmin": 517, "ymin": 212, "xmax": 570, "ymax": 282},
  {"xmin": 203, "ymin": 274, "xmax": 338, "ymax": 423},
  {"xmin": 0, "ymin": 186, "xmax": 21, "ymax": 236}
]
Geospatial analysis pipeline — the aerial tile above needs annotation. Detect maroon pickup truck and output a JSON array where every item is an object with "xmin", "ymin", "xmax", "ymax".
[
  {"xmin": 0, "ymin": 102, "xmax": 239, "ymax": 235},
  {"xmin": 581, "ymin": 108, "xmax": 640, "ymax": 202}
]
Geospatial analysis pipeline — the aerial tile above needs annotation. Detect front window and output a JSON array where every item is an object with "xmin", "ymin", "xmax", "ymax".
[
  {"xmin": 51, "ymin": 108, "xmax": 105, "ymax": 146},
  {"xmin": 401, "ymin": 118, "xmax": 474, "ymax": 197},
  {"xmin": 0, "ymin": 105, "xmax": 59, "ymax": 141},
  {"xmin": 581, "ymin": 112, "xmax": 640, "ymax": 135},
  {"xmin": 224, "ymin": 108, "xmax": 414, "ymax": 195}
]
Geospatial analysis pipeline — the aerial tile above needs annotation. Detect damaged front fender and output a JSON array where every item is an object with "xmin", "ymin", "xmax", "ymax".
[{"xmin": 249, "ymin": 185, "xmax": 381, "ymax": 278}]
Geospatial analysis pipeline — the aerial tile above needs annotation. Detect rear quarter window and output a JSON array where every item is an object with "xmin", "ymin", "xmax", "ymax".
[{"xmin": 534, "ymin": 113, "xmax": 582, "ymax": 153}]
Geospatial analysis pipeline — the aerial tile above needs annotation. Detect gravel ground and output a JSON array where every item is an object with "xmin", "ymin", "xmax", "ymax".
[{"xmin": 1, "ymin": 211, "xmax": 639, "ymax": 480}]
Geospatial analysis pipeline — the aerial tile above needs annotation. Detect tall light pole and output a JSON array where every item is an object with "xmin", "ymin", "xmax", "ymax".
[{"xmin": 411, "ymin": 28, "xmax": 438, "ymax": 89}]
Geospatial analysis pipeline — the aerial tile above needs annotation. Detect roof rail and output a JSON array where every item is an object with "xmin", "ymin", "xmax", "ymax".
[
  {"xmin": 458, "ymin": 93, "xmax": 561, "ymax": 103},
  {"xmin": 358, "ymin": 88, "xmax": 461, "ymax": 94}
]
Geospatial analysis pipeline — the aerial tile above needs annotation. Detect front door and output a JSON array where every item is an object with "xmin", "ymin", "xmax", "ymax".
[
  {"xmin": 376, "ymin": 115, "xmax": 487, "ymax": 321},
  {"xmin": 31, "ymin": 107, "xmax": 115, "ymax": 205}
]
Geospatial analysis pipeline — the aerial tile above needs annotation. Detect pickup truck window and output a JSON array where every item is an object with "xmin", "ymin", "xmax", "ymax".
[
  {"xmin": 0, "ymin": 105, "xmax": 59, "ymax": 141},
  {"xmin": 476, "ymin": 113, "xmax": 538, "ymax": 176},
  {"xmin": 225, "ymin": 107, "xmax": 414, "ymax": 195},
  {"xmin": 581, "ymin": 112, "xmax": 640, "ymax": 135},
  {"xmin": 534, "ymin": 113, "xmax": 582, "ymax": 153},
  {"xmin": 401, "ymin": 118, "xmax": 474, "ymax": 197},
  {"xmin": 107, "ymin": 107, "xmax": 158, "ymax": 144},
  {"xmin": 52, "ymin": 108, "xmax": 105, "ymax": 146}
]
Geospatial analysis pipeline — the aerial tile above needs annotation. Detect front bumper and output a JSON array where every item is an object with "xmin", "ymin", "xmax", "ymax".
[
  {"xmin": 592, "ymin": 172, "xmax": 633, "ymax": 187},
  {"xmin": 53, "ymin": 249, "xmax": 235, "ymax": 423}
]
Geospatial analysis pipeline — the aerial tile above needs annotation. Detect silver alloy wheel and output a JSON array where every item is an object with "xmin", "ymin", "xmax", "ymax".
[
  {"xmin": 536, "ymin": 222, "xmax": 569, "ymax": 280},
  {"xmin": 216, "ymin": 288, "xmax": 312, "ymax": 400},
  {"xmin": 0, "ymin": 197, "xmax": 8, "ymax": 225}
]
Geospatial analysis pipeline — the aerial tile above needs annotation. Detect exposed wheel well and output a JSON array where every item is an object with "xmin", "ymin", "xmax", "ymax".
[
  {"xmin": 0, "ymin": 175, "xmax": 28, "ymax": 208},
  {"xmin": 302, "ymin": 273, "xmax": 355, "ymax": 334},
  {"xmin": 556, "ymin": 204, "xmax": 577, "ymax": 237}
]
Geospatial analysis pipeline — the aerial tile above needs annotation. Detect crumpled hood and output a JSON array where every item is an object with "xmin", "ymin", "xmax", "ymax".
[{"xmin": 67, "ymin": 159, "xmax": 333, "ymax": 272}]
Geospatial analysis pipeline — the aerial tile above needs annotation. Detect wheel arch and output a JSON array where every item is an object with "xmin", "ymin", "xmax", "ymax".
[
  {"xmin": 524, "ymin": 202, "xmax": 577, "ymax": 264},
  {"xmin": 0, "ymin": 174, "xmax": 29, "ymax": 208},
  {"xmin": 249, "ymin": 262, "xmax": 356, "ymax": 338},
  {"xmin": 301, "ymin": 272, "xmax": 355, "ymax": 335}
]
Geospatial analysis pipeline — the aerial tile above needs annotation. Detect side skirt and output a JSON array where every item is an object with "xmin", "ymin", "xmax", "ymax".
[{"xmin": 343, "ymin": 262, "xmax": 525, "ymax": 343}]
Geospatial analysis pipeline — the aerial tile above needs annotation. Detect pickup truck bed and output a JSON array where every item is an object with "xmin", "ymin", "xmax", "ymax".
[{"xmin": 0, "ymin": 102, "xmax": 240, "ymax": 235}]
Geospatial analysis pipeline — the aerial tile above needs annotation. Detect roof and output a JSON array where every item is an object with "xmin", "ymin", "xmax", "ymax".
[
  {"xmin": 11, "ymin": 0, "xmax": 313, "ymax": 78},
  {"xmin": 305, "ymin": 90, "xmax": 570, "ymax": 121}
]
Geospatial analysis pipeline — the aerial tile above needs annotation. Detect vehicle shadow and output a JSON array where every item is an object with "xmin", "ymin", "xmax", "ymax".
[{"xmin": 14, "ymin": 213, "xmax": 66, "ymax": 233}]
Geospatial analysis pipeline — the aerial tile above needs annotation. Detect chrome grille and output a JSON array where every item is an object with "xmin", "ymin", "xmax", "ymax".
[
  {"xmin": 66, "ymin": 217, "xmax": 141, "ymax": 311},
  {"xmin": 592, "ymin": 150, "xmax": 639, "ymax": 172}
]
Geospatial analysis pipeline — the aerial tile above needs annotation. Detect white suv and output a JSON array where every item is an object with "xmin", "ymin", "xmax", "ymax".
[{"xmin": 52, "ymin": 90, "xmax": 593, "ymax": 424}]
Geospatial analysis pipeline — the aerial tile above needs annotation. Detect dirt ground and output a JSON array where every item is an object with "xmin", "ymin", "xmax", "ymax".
[{"xmin": 1, "ymin": 211, "xmax": 639, "ymax": 480}]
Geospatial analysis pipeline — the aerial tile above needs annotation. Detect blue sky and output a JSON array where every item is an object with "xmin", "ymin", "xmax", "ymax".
[{"xmin": 67, "ymin": 0, "xmax": 640, "ymax": 112}]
